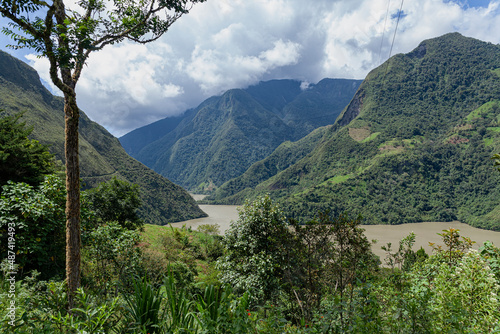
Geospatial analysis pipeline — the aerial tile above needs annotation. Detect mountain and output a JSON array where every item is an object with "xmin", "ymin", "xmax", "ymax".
[
  {"xmin": 206, "ymin": 124, "xmax": 332, "ymax": 203},
  {"xmin": 209, "ymin": 33, "xmax": 500, "ymax": 231},
  {"xmin": 120, "ymin": 78, "xmax": 362, "ymax": 192},
  {"xmin": 0, "ymin": 50, "xmax": 206, "ymax": 224}
]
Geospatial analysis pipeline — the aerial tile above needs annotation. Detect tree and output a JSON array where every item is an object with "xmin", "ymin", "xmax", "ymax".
[
  {"xmin": 83, "ymin": 177, "xmax": 143, "ymax": 230},
  {"xmin": 286, "ymin": 213, "xmax": 378, "ymax": 324},
  {"xmin": 0, "ymin": 0, "xmax": 206, "ymax": 308},
  {"xmin": 217, "ymin": 195, "xmax": 293, "ymax": 306},
  {"xmin": 0, "ymin": 112, "xmax": 55, "ymax": 187}
]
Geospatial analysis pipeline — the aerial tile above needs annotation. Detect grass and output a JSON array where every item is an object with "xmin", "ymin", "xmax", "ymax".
[
  {"xmin": 378, "ymin": 139, "xmax": 400, "ymax": 150},
  {"xmin": 375, "ymin": 147, "xmax": 405, "ymax": 158},
  {"xmin": 348, "ymin": 127, "xmax": 371, "ymax": 142},
  {"xmin": 484, "ymin": 138, "xmax": 495, "ymax": 146},
  {"xmin": 142, "ymin": 224, "xmax": 169, "ymax": 249},
  {"xmin": 361, "ymin": 132, "xmax": 381, "ymax": 143},
  {"xmin": 466, "ymin": 100, "xmax": 500, "ymax": 122}
]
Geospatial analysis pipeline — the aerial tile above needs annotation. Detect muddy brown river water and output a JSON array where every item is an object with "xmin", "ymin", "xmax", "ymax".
[{"xmin": 172, "ymin": 203, "xmax": 500, "ymax": 261}]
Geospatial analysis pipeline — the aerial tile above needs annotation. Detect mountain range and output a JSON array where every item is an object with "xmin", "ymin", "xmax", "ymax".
[
  {"xmin": 207, "ymin": 33, "xmax": 500, "ymax": 230},
  {"xmin": 4, "ymin": 32, "xmax": 500, "ymax": 231},
  {"xmin": 119, "ymin": 78, "xmax": 362, "ymax": 192},
  {"xmin": 0, "ymin": 50, "xmax": 206, "ymax": 225}
]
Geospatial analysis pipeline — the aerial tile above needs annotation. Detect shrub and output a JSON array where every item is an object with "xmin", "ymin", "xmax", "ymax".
[{"xmin": 0, "ymin": 175, "xmax": 65, "ymax": 278}]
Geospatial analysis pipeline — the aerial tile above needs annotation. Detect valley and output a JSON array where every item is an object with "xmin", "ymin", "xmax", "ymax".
[
  {"xmin": 118, "ymin": 33, "xmax": 500, "ymax": 231},
  {"xmin": 2, "ymin": 1, "xmax": 500, "ymax": 331}
]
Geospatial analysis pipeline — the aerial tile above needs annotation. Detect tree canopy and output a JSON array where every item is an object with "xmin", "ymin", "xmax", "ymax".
[
  {"xmin": 83, "ymin": 177, "xmax": 143, "ymax": 230},
  {"xmin": 0, "ymin": 112, "xmax": 55, "ymax": 187}
]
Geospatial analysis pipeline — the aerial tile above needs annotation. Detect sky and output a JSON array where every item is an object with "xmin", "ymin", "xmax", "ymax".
[{"xmin": 1, "ymin": 0, "xmax": 500, "ymax": 137}]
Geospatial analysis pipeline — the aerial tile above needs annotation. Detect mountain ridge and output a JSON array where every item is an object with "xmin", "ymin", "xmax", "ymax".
[
  {"xmin": 120, "ymin": 78, "xmax": 362, "ymax": 192},
  {"xmin": 0, "ymin": 50, "xmax": 206, "ymax": 224},
  {"xmin": 208, "ymin": 33, "xmax": 500, "ymax": 230}
]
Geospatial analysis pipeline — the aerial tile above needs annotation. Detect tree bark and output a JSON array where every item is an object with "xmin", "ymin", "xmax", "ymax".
[{"xmin": 64, "ymin": 90, "xmax": 80, "ymax": 310}]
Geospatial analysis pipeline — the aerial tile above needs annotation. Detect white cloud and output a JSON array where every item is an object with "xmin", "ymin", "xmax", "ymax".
[
  {"xmin": 19, "ymin": 0, "xmax": 500, "ymax": 136},
  {"xmin": 24, "ymin": 55, "xmax": 62, "ymax": 96},
  {"xmin": 186, "ymin": 39, "xmax": 301, "ymax": 94}
]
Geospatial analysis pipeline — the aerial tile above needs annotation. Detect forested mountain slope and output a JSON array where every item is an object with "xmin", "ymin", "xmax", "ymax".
[
  {"xmin": 0, "ymin": 50, "xmax": 206, "ymax": 224},
  {"xmin": 120, "ymin": 79, "xmax": 361, "ymax": 192},
  {"xmin": 211, "ymin": 33, "xmax": 500, "ymax": 230}
]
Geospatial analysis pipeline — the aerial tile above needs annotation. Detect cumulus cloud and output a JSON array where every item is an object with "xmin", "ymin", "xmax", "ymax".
[
  {"xmin": 24, "ymin": 54, "xmax": 62, "ymax": 96},
  {"xmin": 15, "ymin": 0, "xmax": 500, "ymax": 136},
  {"xmin": 186, "ymin": 39, "xmax": 301, "ymax": 94}
]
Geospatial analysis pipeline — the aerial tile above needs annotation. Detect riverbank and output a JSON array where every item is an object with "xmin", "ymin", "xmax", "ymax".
[{"xmin": 170, "ymin": 204, "xmax": 500, "ymax": 261}]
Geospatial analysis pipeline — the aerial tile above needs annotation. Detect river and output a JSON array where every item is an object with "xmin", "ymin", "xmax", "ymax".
[{"xmin": 172, "ymin": 202, "xmax": 500, "ymax": 261}]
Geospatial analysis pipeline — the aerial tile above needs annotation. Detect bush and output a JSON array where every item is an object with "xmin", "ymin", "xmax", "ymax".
[
  {"xmin": 82, "ymin": 222, "xmax": 142, "ymax": 296},
  {"xmin": 0, "ymin": 175, "xmax": 65, "ymax": 278}
]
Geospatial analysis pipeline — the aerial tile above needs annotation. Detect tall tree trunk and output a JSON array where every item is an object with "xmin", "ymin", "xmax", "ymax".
[{"xmin": 64, "ymin": 91, "xmax": 80, "ymax": 310}]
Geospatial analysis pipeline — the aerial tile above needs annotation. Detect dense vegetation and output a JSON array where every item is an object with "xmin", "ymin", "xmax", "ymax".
[
  {"xmin": 0, "ymin": 50, "xmax": 206, "ymax": 224},
  {"xmin": 208, "ymin": 33, "xmax": 500, "ymax": 231},
  {"xmin": 2, "ymin": 191, "xmax": 500, "ymax": 333},
  {"xmin": 1, "ymin": 116, "xmax": 499, "ymax": 332},
  {"xmin": 120, "ymin": 79, "xmax": 361, "ymax": 192}
]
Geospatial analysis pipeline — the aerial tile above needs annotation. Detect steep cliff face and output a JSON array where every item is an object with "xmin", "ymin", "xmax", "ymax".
[{"xmin": 336, "ymin": 89, "xmax": 364, "ymax": 127}]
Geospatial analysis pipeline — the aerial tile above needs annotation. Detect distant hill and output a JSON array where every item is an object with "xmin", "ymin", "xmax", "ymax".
[
  {"xmin": 0, "ymin": 50, "xmax": 206, "ymax": 224},
  {"xmin": 120, "ymin": 78, "xmax": 362, "ymax": 192},
  {"xmin": 209, "ymin": 33, "xmax": 500, "ymax": 231}
]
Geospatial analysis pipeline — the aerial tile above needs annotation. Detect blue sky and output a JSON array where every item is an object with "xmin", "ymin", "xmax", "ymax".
[
  {"xmin": 1, "ymin": 0, "xmax": 500, "ymax": 136},
  {"xmin": 462, "ymin": 0, "xmax": 492, "ymax": 7}
]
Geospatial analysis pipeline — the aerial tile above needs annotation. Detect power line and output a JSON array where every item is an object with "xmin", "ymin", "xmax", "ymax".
[
  {"xmin": 378, "ymin": 0, "xmax": 392, "ymax": 65},
  {"xmin": 383, "ymin": 0, "xmax": 404, "ymax": 80},
  {"xmin": 388, "ymin": 0, "xmax": 405, "ymax": 61}
]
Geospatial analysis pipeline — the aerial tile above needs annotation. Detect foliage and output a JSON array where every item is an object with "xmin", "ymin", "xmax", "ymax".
[
  {"xmin": 429, "ymin": 227, "xmax": 475, "ymax": 265},
  {"xmin": 123, "ymin": 277, "xmax": 167, "ymax": 334},
  {"xmin": 479, "ymin": 240, "xmax": 500, "ymax": 281},
  {"xmin": 81, "ymin": 222, "xmax": 142, "ymax": 296},
  {"xmin": 428, "ymin": 250, "xmax": 500, "ymax": 332},
  {"xmin": 381, "ymin": 232, "xmax": 422, "ymax": 272},
  {"xmin": 0, "ymin": 272, "xmax": 122, "ymax": 334},
  {"xmin": 196, "ymin": 224, "xmax": 220, "ymax": 235},
  {"xmin": 217, "ymin": 195, "xmax": 293, "ymax": 306},
  {"xmin": 285, "ymin": 212, "xmax": 379, "ymax": 323},
  {"xmin": 162, "ymin": 272, "xmax": 198, "ymax": 333},
  {"xmin": 0, "ymin": 175, "xmax": 65, "ymax": 278},
  {"xmin": 0, "ymin": 112, "xmax": 54, "ymax": 187},
  {"xmin": 2, "ymin": 212, "xmax": 500, "ymax": 333},
  {"xmin": 50, "ymin": 288, "xmax": 121, "ymax": 334},
  {"xmin": 194, "ymin": 284, "xmax": 252, "ymax": 334},
  {"xmin": 139, "ymin": 223, "xmax": 223, "ymax": 291},
  {"xmin": 83, "ymin": 176, "xmax": 143, "ymax": 230}
]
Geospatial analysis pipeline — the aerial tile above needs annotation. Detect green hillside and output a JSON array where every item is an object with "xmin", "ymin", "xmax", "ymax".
[
  {"xmin": 211, "ymin": 33, "xmax": 500, "ymax": 230},
  {"xmin": 121, "ymin": 79, "xmax": 361, "ymax": 192},
  {"xmin": 135, "ymin": 89, "xmax": 293, "ymax": 192},
  {"xmin": 0, "ymin": 50, "xmax": 206, "ymax": 224},
  {"xmin": 207, "ymin": 125, "xmax": 331, "ymax": 203}
]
